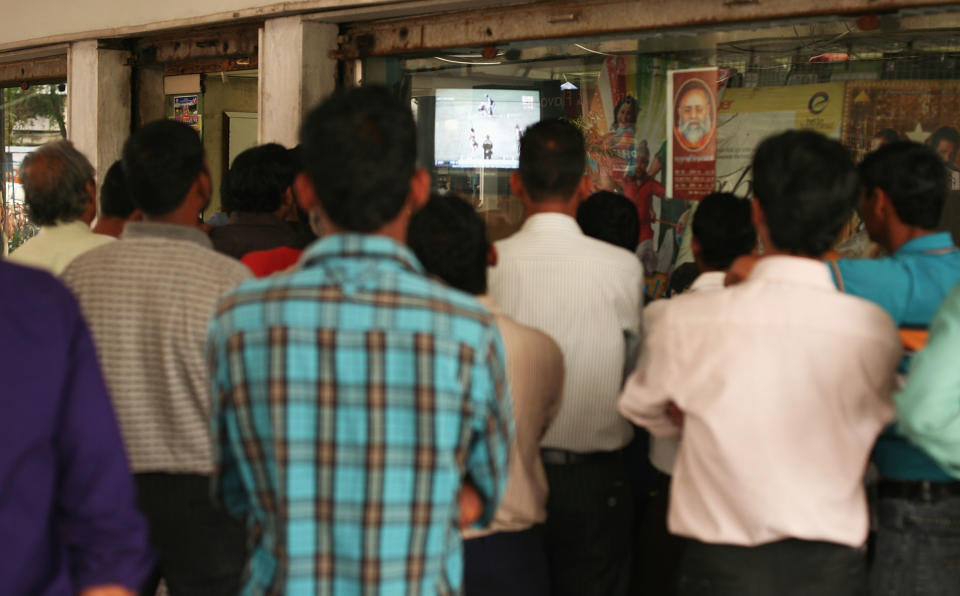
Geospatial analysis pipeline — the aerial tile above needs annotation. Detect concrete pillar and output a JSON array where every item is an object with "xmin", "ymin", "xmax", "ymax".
[
  {"xmin": 259, "ymin": 16, "xmax": 338, "ymax": 147},
  {"xmin": 67, "ymin": 40, "xmax": 131, "ymax": 189},
  {"xmin": 136, "ymin": 65, "xmax": 166, "ymax": 128}
]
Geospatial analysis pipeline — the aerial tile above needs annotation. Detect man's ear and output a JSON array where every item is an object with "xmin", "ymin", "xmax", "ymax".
[
  {"xmin": 82, "ymin": 179, "xmax": 98, "ymax": 223},
  {"xmin": 872, "ymin": 188, "xmax": 893, "ymax": 219},
  {"xmin": 509, "ymin": 171, "xmax": 526, "ymax": 200},
  {"xmin": 294, "ymin": 172, "xmax": 318, "ymax": 212},
  {"xmin": 408, "ymin": 167, "xmax": 431, "ymax": 211},
  {"xmin": 575, "ymin": 175, "xmax": 592, "ymax": 201},
  {"xmin": 568, "ymin": 175, "xmax": 593, "ymax": 214},
  {"xmin": 750, "ymin": 198, "xmax": 765, "ymax": 229},
  {"xmin": 750, "ymin": 198, "xmax": 773, "ymax": 253},
  {"xmin": 487, "ymin": 243, "xmax": 498, "ymax": 267},
  {"xmin": 691, "ymin": 236, "xmax": 703, "ymax": 270}
]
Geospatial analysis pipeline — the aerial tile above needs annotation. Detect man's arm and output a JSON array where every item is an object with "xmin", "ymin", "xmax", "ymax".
[
  {"xmin": 463, "ymin": 325, "xmax": 513, "ymax": 527},
  {"xmin": 618, "ymin": 309, "xmax": 682, "ymax": 438},
  {"xmin": 896, "ymin": 283, "xmax": 960, "ymax": 478},
  {"xmin": 206, "ymin": 317, "xmax": 250, "ymax": 519},
  {"xmin": 58, "ymin": 307, "xmax": 154, "ymax": 593}
]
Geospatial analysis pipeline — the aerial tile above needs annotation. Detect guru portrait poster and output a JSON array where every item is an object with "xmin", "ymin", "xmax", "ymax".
[{"xmin": 667, "ymin": 67, "xmax": 718, "ymax": 201}]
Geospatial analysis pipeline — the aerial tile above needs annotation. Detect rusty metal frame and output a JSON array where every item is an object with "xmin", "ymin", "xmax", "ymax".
[
  {"xmin": 0, "ymin": 56, "xmax": 67, "ymax": 86},
  {"xmin": 132, "ymin": 24, "xmax": 261, "ymax": 73},
  {"xmin": 334, "ymin": 0, "xmax": 960, "ymax": 58}
]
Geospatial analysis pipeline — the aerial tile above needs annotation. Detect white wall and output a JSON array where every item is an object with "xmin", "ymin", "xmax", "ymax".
[{"xmin": 0, "ymin": 0, "xmax": 352, "ymax": 49}]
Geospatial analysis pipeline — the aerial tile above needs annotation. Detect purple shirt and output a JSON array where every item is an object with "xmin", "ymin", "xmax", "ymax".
[{"xmin": 0, "ymin": 261, "xmax": 153, "ymax": 594}]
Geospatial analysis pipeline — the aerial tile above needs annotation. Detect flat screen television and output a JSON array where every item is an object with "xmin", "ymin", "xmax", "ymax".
[{"xmin": 433, "ymin": 88, "xmax": 542, "ymax": 169}]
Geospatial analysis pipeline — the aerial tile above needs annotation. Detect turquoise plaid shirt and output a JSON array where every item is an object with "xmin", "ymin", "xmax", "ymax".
[{"xmin": 207, "ymin": 234, "xmax": 512, "ymax": 596}]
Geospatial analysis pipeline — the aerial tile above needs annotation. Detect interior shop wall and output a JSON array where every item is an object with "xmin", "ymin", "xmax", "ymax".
[{"xmin": 202, "ymin": 76, "xmax": 257, "ymax": 218}]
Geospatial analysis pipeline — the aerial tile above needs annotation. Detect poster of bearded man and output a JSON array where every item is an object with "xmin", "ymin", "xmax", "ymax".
[{"xmin": 667, "ymin": 68, "xmax": 718, "ymax": 200}]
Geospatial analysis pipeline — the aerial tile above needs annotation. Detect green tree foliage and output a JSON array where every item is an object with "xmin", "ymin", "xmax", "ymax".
[{"xmin": 3, "ymin": 84, "xmax": 67, "ymax": 143}]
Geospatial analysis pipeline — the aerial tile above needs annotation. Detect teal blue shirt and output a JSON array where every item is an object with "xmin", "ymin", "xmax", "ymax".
[
  {"xmin": 896, "ymin": 282, "xmax": 960, "ymax": 480},
  {"xmin": 831, "ymin": 232, "xmax": 960, "ymax": 482},
  {"xmin": 207, "ymin": 234, "xmax": 513, "ymax": 595}
]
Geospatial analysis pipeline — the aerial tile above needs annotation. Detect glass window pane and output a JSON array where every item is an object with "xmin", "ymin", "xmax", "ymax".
[{"xmin": 3, "ymin": 82, "xmax": 68, "ymax": 254}]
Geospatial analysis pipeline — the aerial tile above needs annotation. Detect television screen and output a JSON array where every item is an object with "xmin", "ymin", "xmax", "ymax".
[{"xmin": 434, "ymin": 88, "xmax": 541, "ymax": 169}]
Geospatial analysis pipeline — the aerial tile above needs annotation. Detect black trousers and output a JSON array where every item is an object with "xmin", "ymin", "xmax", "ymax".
[
  {"xmin": 463, "ymin": 526, "xmax": 550, "ymax": 596},
  {"xmin": 634, "ymin": 472, "xmax": 686, "ymax": 595},
  {"xmin": 542, "ymin": 455, "xmax": 634, "ymax": 596},
  {"xmin": 135, "ymin": 473, "xmax": 247, "ymax": 596},
  {"xmin": 678, "ymin": 538, "xmax": 867, "ymax": 596}
]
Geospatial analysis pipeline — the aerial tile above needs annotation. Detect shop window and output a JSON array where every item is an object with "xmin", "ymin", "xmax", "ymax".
[
  {"xmin": 364, "ymin": 12, "xmax": 960, "ymax": 297},
  {"xmin": 2, "ymin": 81, "xmax": 67, "ymax": 255},
  {"xmin": 162, "ymin": 70, "xmax": 259, "ymax": 223}
]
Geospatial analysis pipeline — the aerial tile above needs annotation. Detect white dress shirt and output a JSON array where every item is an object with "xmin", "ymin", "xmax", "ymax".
[
  {"xmin": 8, "ymin": 220, "xmax": 113, "ymax": 275},
  {"xmin": 619, "ymin": 256, "xmax": 900, "ymax": 547},
  {"xmin": 463, "ymin": 297, "xmax": 564, "ymax": 538},
  {"xmin": 489, "ymin": 212, "xmax": 644, "ymax": 452},
  {"xmin": 645, "ymin": 271, "xmax": 725, "ymax": 474}
]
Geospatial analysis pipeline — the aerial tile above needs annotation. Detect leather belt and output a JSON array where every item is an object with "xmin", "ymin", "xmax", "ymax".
[
  {"xmin": 878, "ymin": 479, "xmax": 960, "ymax": 502},
  {"xmin": 540, "ymin": 448, "xmax": 623, "ymax": 466}
]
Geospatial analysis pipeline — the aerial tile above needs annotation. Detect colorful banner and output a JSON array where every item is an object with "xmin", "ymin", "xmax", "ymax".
[
  {"xmin": 172, "ymin": 94, "xmax": 201, "ymax": 133},
  {"xmin": 841, "ymin": 80, "xmax": 960, "ymax": 176},
  {"xmin": 841, "ymin": 80, "xmax": 960, "ymax": 242},
  {"xmin": 667, "ymin": 67, "xmax": 718, "ymax": 200},
  {"xmin": 716, "ymin": 83, "xmax": 845, "ymax": 198},
  {"xmin": 579, "ymin": 56, "xmax": 682, "ymax": 284}
]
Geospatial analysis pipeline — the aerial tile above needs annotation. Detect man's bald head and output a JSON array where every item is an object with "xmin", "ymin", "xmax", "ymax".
[{"xmin": 21, "ymin": 140, "xmax": 95, "ymax": 226}]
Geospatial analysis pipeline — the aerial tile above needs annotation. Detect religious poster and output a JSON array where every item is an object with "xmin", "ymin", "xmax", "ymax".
[
  {"xmin": 667, "ymin": 67, "xmax": 718, "ymax": 201},
  {"xmin": 578, "ymin": 56, "xmax": 690, "ymax": 295},
  {"xmin": 172, "ymin": 94, "xmax": 202, "ymax": 133}
]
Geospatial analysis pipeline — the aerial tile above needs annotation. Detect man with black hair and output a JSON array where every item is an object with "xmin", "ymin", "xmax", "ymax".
[
  {"xmin": 62, "ymin": 119, "xmax": 251, "ymax": 596},
  {"xmin": 827, "ymin": 141, "xmax": 960, "ymax": 594},
  {"xmin": 9, "ymin": 140, "xmax": 113, "ymax": 274},
  {"xmin": 620, "ymin": 130, "xmax": 900, "ymax": 595},
  {"xmin": 630, "ymin": 192, "xmax": 755, "ymax": 595},
  {"xmin": 408, "ymin": 194, "xmax": 563, "ymax": 596},
  {"xmin": 576, "ymin": 190, "xmax": 640, "ymax": 252},
  {"xmin": 207, "ymin": 87, "xmax": 512, "ymax": 595},
  {"xmin": 830, "ymin": 141, "xmax": 960, "ymax": 325},
  {"xmin": 92, "ymin": 160, "xmax": 139, "ymax": 238},
  {"xmin": 209, "ymin": 143, "xmax": 300, "ymax": 259},
  {"xmin": 488, "ymin": 118, "xmax": 643, "ymax": 596}
]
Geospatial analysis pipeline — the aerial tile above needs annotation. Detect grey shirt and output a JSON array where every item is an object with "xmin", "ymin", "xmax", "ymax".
[{"xmin": 62, "ymin": 222, "xmax": 252, "ymax": 474}]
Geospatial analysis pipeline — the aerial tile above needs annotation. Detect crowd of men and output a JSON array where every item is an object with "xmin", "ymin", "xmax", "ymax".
[{"xmin": 2, "ymin": 84, "xmax": 960, "ymax": 596}]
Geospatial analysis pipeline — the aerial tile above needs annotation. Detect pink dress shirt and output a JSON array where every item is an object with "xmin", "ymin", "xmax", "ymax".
[{"xmin": 619, "ymin": 256, "xmax": 901, "ymax": 547}]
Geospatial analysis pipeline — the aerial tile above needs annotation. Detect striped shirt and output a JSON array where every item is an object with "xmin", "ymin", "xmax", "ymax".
[
  {"xmin": 207, "ymin": 234, "xmax": 512, "ymax": 596},
  {"xmin": 62, "ymin": 222, "xmax": 251, "ymax": 474},
  {"xmin": 489, "ymin": 213, "xmax": 644, "ymax": 452}
]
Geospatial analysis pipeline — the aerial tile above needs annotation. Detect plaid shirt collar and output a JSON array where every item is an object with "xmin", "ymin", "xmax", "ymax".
[{"xmin": 301, "ymin": 233, "xmax": 425, "ymax": 275}]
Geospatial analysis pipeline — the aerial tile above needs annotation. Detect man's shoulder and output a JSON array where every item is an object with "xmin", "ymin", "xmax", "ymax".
[
  {"xmin": 6, "ymin": 232, "xmax": 45, "ymax": 260},
  {"xmin": 65, "ymin": 236, "xmax": 250, "ymax": 286},
  {"xmin": 61, "ymin": 238, "xmax": 125, "ymax": 279},
  {"xmin": 218, "ymin": 263, "xmax": 493, "ymax": 327},
  {"xmin": 496, "ymin": 228, "xmax": 642, "ymax": 272},
  {"xmin": 0, "ymin": 262, "xmax": 79, "ymax": 327},
  {"xmin": 493, "ymin": 311, "xmax": 561, "ymax": 359}
]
